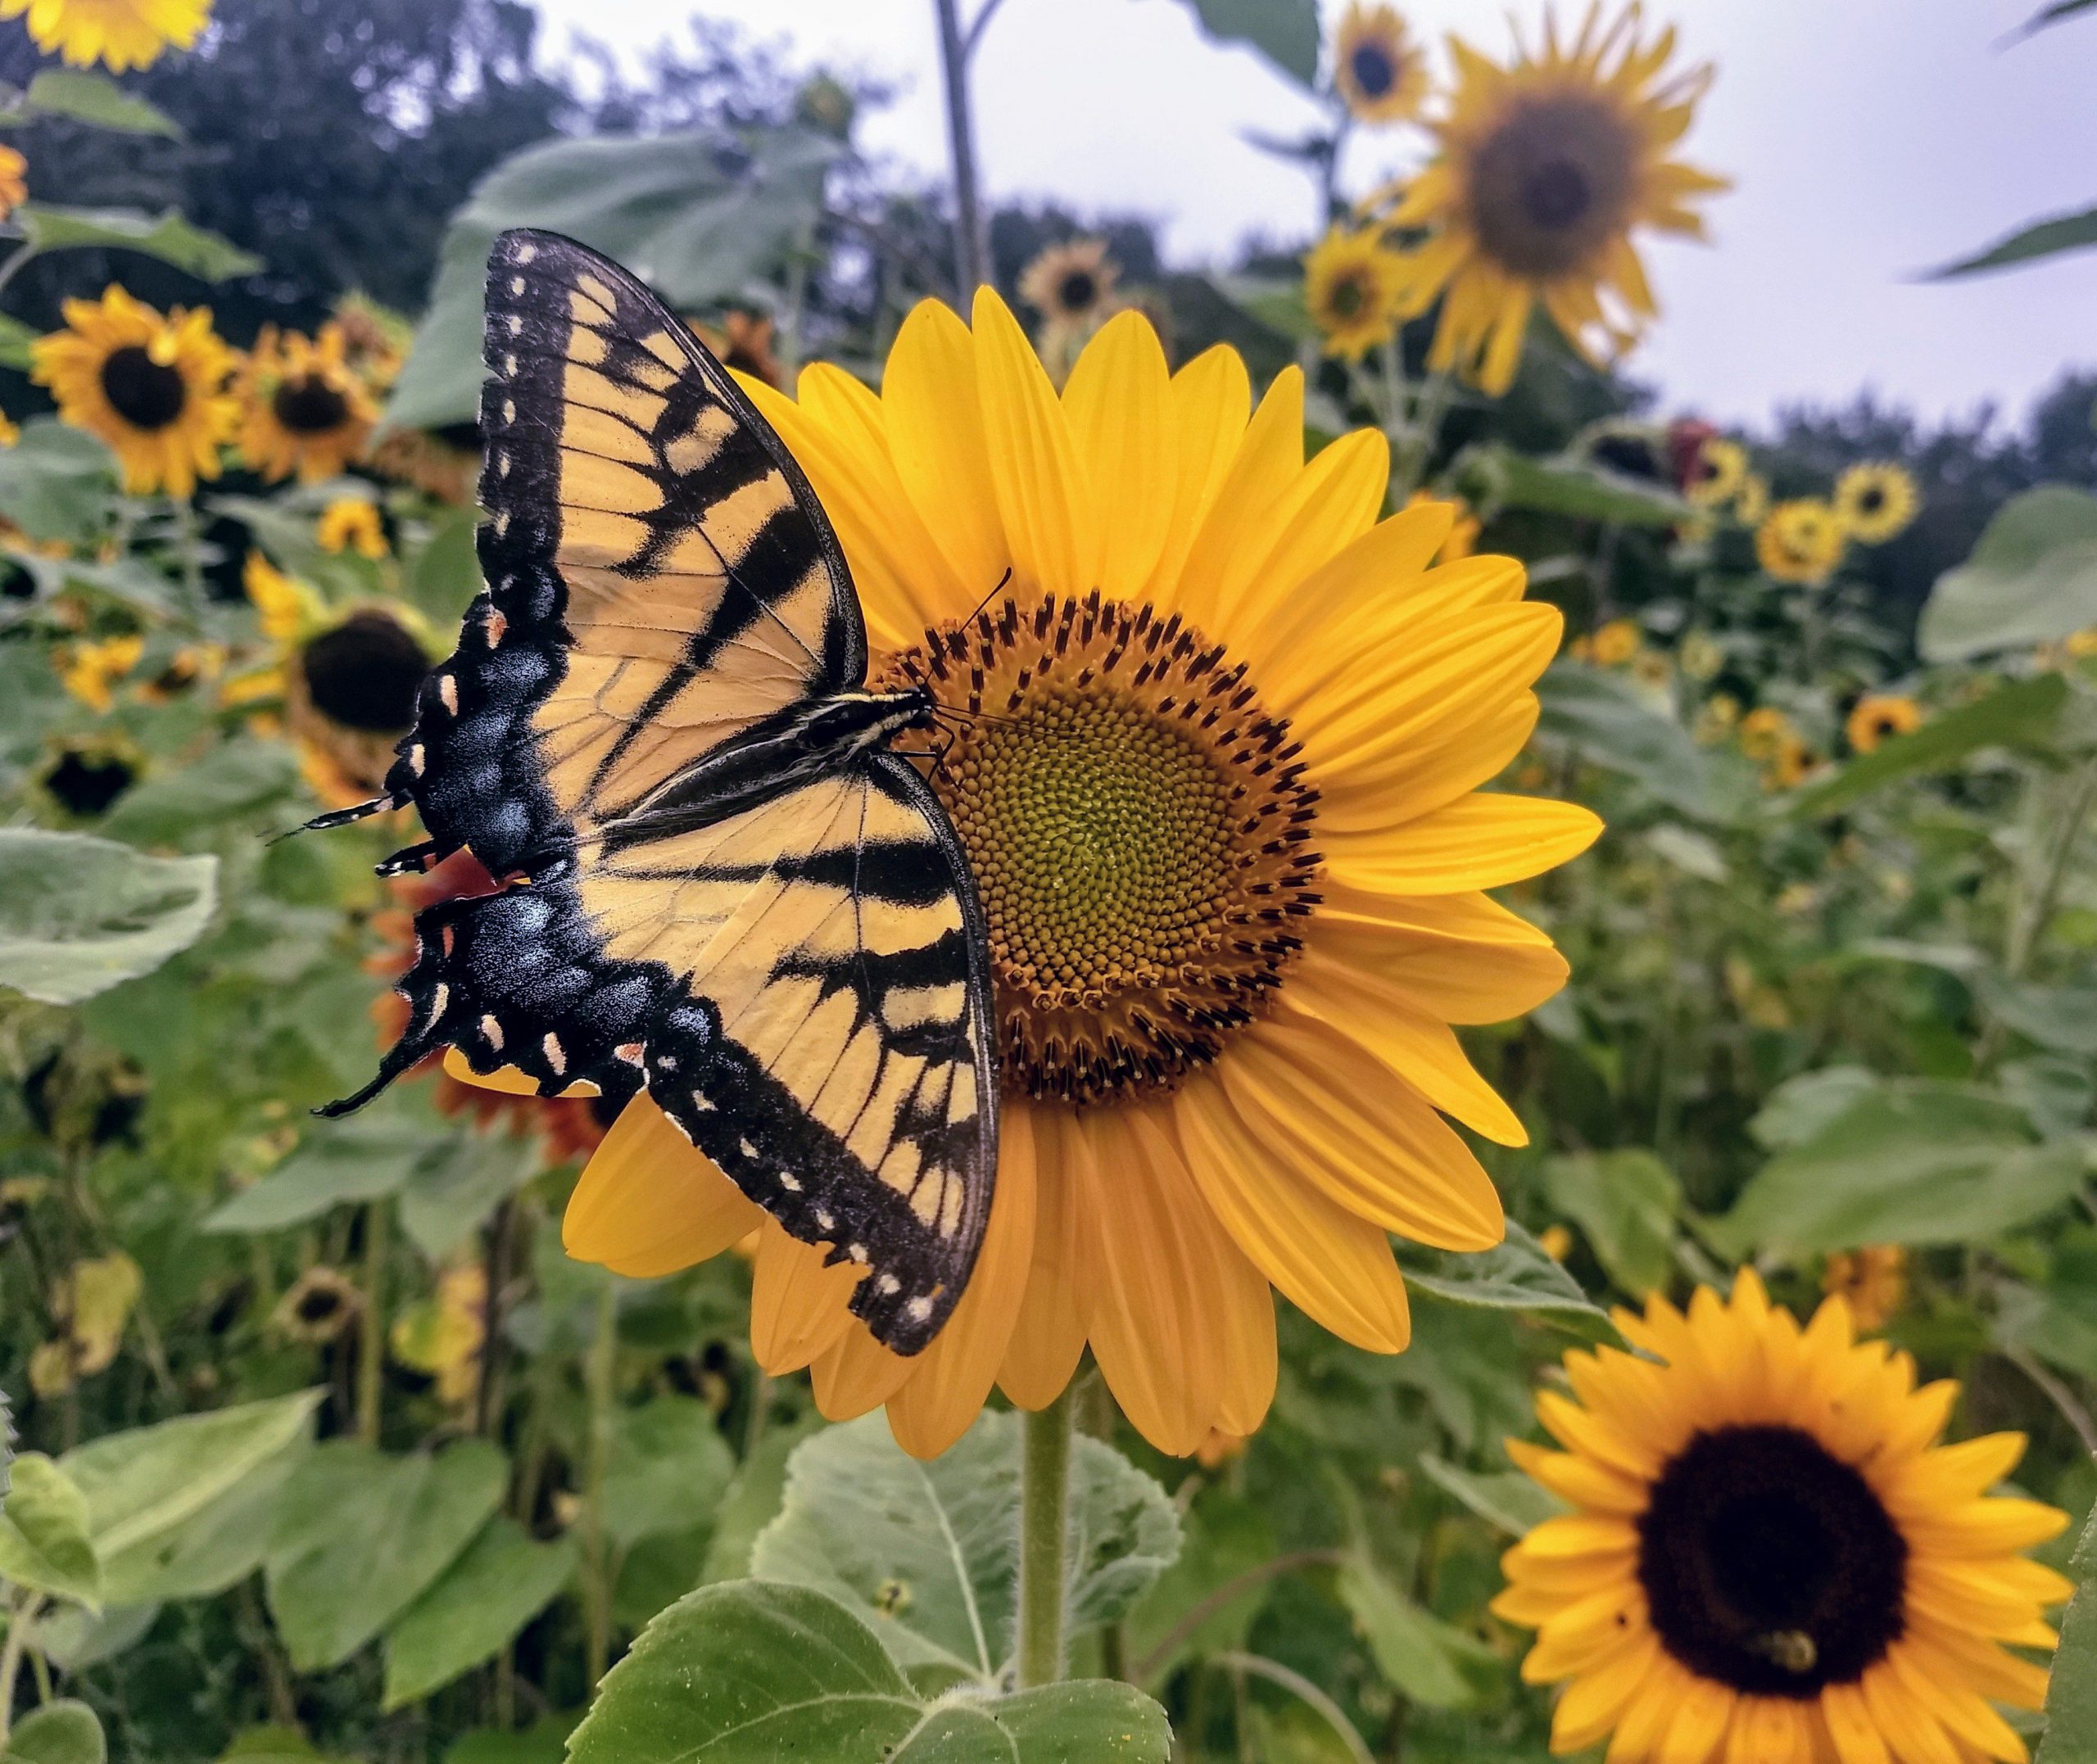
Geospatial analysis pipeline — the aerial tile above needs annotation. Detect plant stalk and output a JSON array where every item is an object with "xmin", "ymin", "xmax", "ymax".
[
  {"xmin": 582, "ymin": 1278, "xmax": 619, "ymax": 1690},
  {"xmin": 933, "ymin": 0, "xmax": 990, "ymax": 296},
  {"xmin": 1015, "ymin": 1391, "xmax": 1073, "ymax": 1688},
  {"xmin": 356, "ymin": 1200, "xmax": 388, "ymax": 1445}
]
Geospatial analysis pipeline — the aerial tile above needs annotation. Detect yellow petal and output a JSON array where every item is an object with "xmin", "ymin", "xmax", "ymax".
[
  {"xmin": 1204, "ymin": 426, "xmax": 1390, "ymax": 634},
  {"xmin": 1062, "ymin": 310, "xmax": 1176, "ymax": 598},
  {"xmin": 1314, "ymin": 883, "xmax": 1569, "ymax": 1024},
  {"xmin": 1169, "ymin": 364, "xmax": 1303, "ymax": 628},
  {"xmin": 971, "ymin": 286, "xmax": 1099, "ymax": 599},
  {"xmin": 1145, "ymin": 344, "xmax": 1251, "ymax": 599},
  {"xmin": 562, "ymin": 1095, "xmax": 764, "ymax": 1278},
  {"xmin": 749, "ymin": 1223, "xmax": 860, "ymax": 1375},
  {"xmin": 999, "ymin": 1106, "xmax": 1094, "ymax": 1410},
  {"xmin": 883, "ymin": 298, "xmax": 1008, "ymax": 597},
  {"xmin": 1324, "ymin": 794, "xmax": 1604, "ymax": 895},
  {"xmin": 808, "ymin": 1322, "xmax": 914, "ymax": 1421}
]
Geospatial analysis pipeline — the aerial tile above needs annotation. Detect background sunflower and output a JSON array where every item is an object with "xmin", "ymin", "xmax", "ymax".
[{"xmin": 237, "ymin": 321, "xmax": 380, "ymax": 483}]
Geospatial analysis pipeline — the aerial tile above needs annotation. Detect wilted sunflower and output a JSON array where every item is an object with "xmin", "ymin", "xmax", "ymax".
[
  {"xmin": 1497, "ymin": 1271, "xmax": 2064, "ymax": 1764},
  {"xmin": 1304, "ymin": 227, "xmax": 1411, "ymax": 360},
  {"xmin": 315, "ymin": 496, "xmax": 387, "ymax": 559},
  {"xmin": 237, "ymin": 322, "xmax": 379, "ymax": 484},
  {"xmin": 1835, "ymin": 462, "xmax": 1918, "ymax": 545},
  {"xmin": 0, "ymin": 0, "xmax": 207, "ymax": 70},
  {"xmin": 33, "ymin": 286, "xmax": 236, "ymax": 496},
  {"xmin": 1373, "ymin": 4, "xmax": 1726, "ymax": 394},
  {"xmin": 1017, "ymin": 237, "xmax": 1120, "ymax": 332},
  {"xmin": 0, "ymin": 145, "xmax": 26, "ymax": 219},
  {"xmin": 524, "ymin": 293, "xmax": 1598, "ymax": 1459},
  {"xmin": 1684, "ymin": 436, "xmax": 1746, "ymax": 508},
  {"xmin": 273, "ymin": 1266, "xmax": 362, "ymax": 1346},
  {"xmin": 371, "ymin": 424, "xmax": 478, "ymax": 505},
  {"xmin": 57, "ymin": 632, "xmax": 143, "ymax": 712},
  {"xmin": 1756, "ymin": 499, "xmax": 1846, "ymax": 586},
  {"xmin": 241, "ymin": 552, "xmax": 433, "ymax": 808},
  {"xmin": 691, "ymin": 310, "xmax": 782, "ymax": 387},
  {"xmin": 1333, "ymin": 2, "xmax": 1430, "ymax": 127},
  {"xmin": 1846, "ymin": 694, "xmax": 1923, "ymax": 756},
  {"xmin": 1823, "ymin": 1246, "xmax": 1907, "ymax": 1332}
]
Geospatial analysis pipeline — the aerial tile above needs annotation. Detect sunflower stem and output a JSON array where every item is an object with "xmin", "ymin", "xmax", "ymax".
[
  {"xmin": 1016, "ymin": 1391, "xmax": 1073, "ymax": 1687},
  {"xmin": 582, "ymin": 1276, "xmax": 618, "ymax": 1690},
  {"xmin": 933, "ymin": 0, "xmax": 991, "ymax": 296},
  {"xmin": 356, "ymin": 1199, "xmax": 388, "ymax": 1445}
]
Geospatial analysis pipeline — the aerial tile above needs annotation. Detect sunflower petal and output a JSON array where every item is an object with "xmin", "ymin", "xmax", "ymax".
[
  {"xmin": 972, "ymin": 286, "xmax": 1100, "ymax": 599},
  {"xmin": 562, "ymin": 1095, "xmax": 764, "ymax": 1278}
]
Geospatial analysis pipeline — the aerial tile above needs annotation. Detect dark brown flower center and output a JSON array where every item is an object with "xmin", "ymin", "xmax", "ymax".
[
  {"xmin": 1468, "ymin": 95, "xmax": 1638, "ymax": 277},
  {"xmin": 99, "ymin": 346, "xmax": 189, "ymax": 430},
  {"xmin": 1858, "ymin": 486, "xmax": 1886, "ymax": 513},
  {"xmin": 881, "ymin": 592, "xmax": 1321, "ymax": 1104},
  {"xmin": 1057, "ymin": 269, "xmax": 1099, "ymax": 313},
  {"xmin": 44, "ymin": 748, "xmax": 134, "ymax": 816},
  {"xmin": 300, "ymin": 610, "xmax": 427, "ymax": 734},
  {"xmin": 1638, "ymin": 1424, "xmax": 1907, "ymax": 1698},
  {"xmin": 1350, "ymin": 42, "xmax": 1397, "ymax": 98},
  {"xmin": 1327, "ymin": 272, "xmax": 1370, "ymax": 320},
  {"xmin": 273, "ymin": 373, "xmax": 352, "ymax": 436}
]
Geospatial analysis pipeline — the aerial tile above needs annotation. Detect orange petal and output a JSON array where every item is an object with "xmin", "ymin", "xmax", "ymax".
[
  {"xmin": 999, "ymin": 1104, "xmax": 1094, "ymax": 1410},
  {"xmin": 808, "ymin": 1322, "xmax": 914, "ymax": 1422},
  {"xmin": 562, "ymin": 1095, "xmax": 764, "ymax": 1278},
  {"xmin": 748, "ymin": 1223, "xmax": 861, "ymax": 1375}
]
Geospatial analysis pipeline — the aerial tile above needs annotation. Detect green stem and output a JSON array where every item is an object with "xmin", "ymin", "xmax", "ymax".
[
  {"xmin": 1216, "ymin": 1652, "xmax": 1375, "ymax": 1764},
  {"xmin": 932, "ymin": 0, "xmax": 990, "ymax": 295},
  {"xmin": 582, "ymin": 1278, "xmax": 619, "ymax": 1690},
  {"xmin": 0, "ymin": 1592, "xmax": 44, "ymax": 1743},
  {"xmin": 1391, "ymin": 369, "xmax": 1453, "ymax": 504},
  {"xmin": 356, "ymin": 1201, "xmax": 388, "ymax": 1445},
  {"xmin": 1015, "ymin": 1392, "xmax": 1073, "ymax": 1688}
]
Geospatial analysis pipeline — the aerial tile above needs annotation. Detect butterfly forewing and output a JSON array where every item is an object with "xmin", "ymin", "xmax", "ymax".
[{"xmin": 327, "ymin": 228, "xmax": 997, "ymax": 1353}]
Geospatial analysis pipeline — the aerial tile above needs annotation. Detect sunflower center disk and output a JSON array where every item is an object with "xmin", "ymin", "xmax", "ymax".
[
  {"xmin": 1468, "ymin": 94, "xmax": 1636, "ymax": 275},
  {"xmin": 273, "ymin": 374, "xmax": 352, "ymax": 435},
  {"xmin": 1350, "ymin": 43, "xmax": 1397, "ymax": 97},
  {"xmin": 1058, "ymin": 270, "xmax": 1098, "ymax": 310},
  {"xmin": 300, "ymin": 610, "xmax": 428, "ymax": 734},
  {"xmin": 884, "ymin": 593, "xmax": 1321, "ymax": 1105},
  {"xmin": 99, "ymin": 345, "xmax": 190, "ymax": 430},
  {"xmin": 1637, "ymin": 1424, "xmax": 1908, "ymax": 1698}
]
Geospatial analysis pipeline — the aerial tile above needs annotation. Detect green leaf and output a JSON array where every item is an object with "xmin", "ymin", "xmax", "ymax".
[
  {"xmin": 1791, "ymin": 675, "xmax": 2070, "ymax": 815},
  {"xmin": 1416, "ymin": 1454, "xmax": 1565, "ymax": 1537},
  {"xmin": 97, "ymin": 1446, "xmax": 299, "ymax": 1607},
  {"xmin": 1928, "ymin": 203, "xmax": 2097, "ymax": 279},
  {"xmin": 265, "ymin": 1439, "xmax": 506, "ymax": 1671},
  {"xmin": 1538, "ymin": 663, "xmax": 1727, "ymax": 820},
  {"xmin": 1473, "ymin": 445, "xmax": 1694, "ymax": 527},
  {"xmin": 397, "ymin": 1133, "xmax": 546, "ymax": 1260},
  {"xmin": 0, "ymin": 830, "xmax": 217, "ymax": 1006},
  {"xmin": 101, "ymin": 740, "xmax": 302, "ymax": 845},
  {"xmin": 443, "ymin": 1716, "xmax": 575, "ymax": 1764},
  {"xmin": 19, "ymin": 69, "xmax": 180, "ymax": 136},
  {"xmin": 1541, "ymin": 1149, "xmax": 1680, "ymax": 1297},
  {"xmin": 15, "ymin": 206, "xmax": 260, "ymax": 280},
  {"xmin": 401, "ymin": 504, "xmax": 485, "ymax": 627},
  {"xmin": 1400, "ymin": 1222, "xmax": 1616, "ymax": 1337},
  {"xmin": 63, "ymin": 1389, "xmax": 322, "ymax": 1562},
  {"xmin": 1123, "ymin": 1496, "xmax": 1276, "ymax": 1681},
  {"xmin": 33, "ymin": 1602, "xmax": 160, "ymax": 1673},
  {"xmin": 0, "ymin": 1455, "xmax": 101, "ymax": 1607},
  {"xmin": 0, "ymin": 313, "xmax": 39, "ymax": 370},
  {"xmin": 698, "ymin": 1419, "xmax": 814, "ymax": 1585},
  {"xmin": 382, "ymin": 1519, "xmax": 576, "ymax": 1709},
  {"xmin": 389, "ymin": 125, "xmax": 839, "ymax": 431},
  {"xmin": 1750, "ymin": 1066, "xmax": 1881, "ymax": 1151},
  {"xmin": 1919, "ymin": 486, "xmax": 2097, "ymax": 659},
  {"xmin": 2037, "ymin": 1504, "xmax": 2097, "ymax": 1762},
  {"xmin": 0, "ymin": 419, "xmax": 116, "ymax": 544},
  {"xmin": 750, "ymin": 1410, "xmax": 1179, "ymax": 1682},
  {"xmin": 1982, "ymin": 974, "xmax": 2097, "ymax": 1056},
  {"xmin": 567, "ymin": 1581, "xmax": 1170, "ymax": 1764},
  {"xmin": 1709, "ymin": 1082, "xmax": 2085, "ymax": 1259},
  {"xmin": 600, "ymin": 1397, "xmax": 736, "ymax": 1550},
  {"xmin": 1175, "ymin": 0, "xmax": 1320, "ymax": 84},
  {"xmin": 1336, "ymin": 1561, "xmax": 1498, "ymax": 1709},
  {"xmin": 205, "ymin": 1106, "xmax": 454, "ymax": 1233},
  {"xmin": 2, "ymin": 1703, "xmax": 106, "ymax": 1764}
]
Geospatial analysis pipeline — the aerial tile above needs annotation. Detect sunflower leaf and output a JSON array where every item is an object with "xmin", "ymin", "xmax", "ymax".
[
  {"xmin": 1, "ymin": 1701, "xmax": 106, "ymax": 1764},
  {"xmin": 13, "ymin": 206, "xmax": 260, "ymax": 282},
  {"xmin": 1927, "ymin": 202, "xmax": 2097, "ymax": 278},
  {"xmin": 0, "ymin": 830, "xmax": 218, "ymax": 1007},
  {"xmin": 2037, "ymin": 1504, "xmax": 2097, "ymax": 1762},
  {"xmin": 1399, "ymin": 1223, "xmax": 1618, "ymax": 1339},
  {"xmin": 1174, "ymin": 0, "xmax": 1320, "ymax": 85},
  {"xmin": 1918, "ymin": 486, "xmax": 2097, "ymax": 659},
  {"xmin": 0, "ymin": 418, "xmax": 118, "ymax": 545},
  {"xmin": 1791, "ymin": 676, "xmax": 2070, "ymax": 816},
  {"xmin": 16, "ymin": 70, "xmax": 181, "ymax": 137}
]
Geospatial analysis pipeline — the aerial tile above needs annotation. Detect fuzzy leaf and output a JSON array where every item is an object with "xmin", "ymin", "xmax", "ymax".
[{"xmin": 0, "ymin": 830, "xmax": 217, "ymax": 1006}]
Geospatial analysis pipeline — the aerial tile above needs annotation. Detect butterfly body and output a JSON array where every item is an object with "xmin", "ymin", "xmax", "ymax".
[{"xmin": 311, "ymin": 230, "xmax": 998, "ymax": 1355}]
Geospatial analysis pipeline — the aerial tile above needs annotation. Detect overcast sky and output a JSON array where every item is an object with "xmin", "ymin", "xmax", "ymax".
[{"xmin": 532, "ymin": 0, "xmax": 2095, "ymax": 432}]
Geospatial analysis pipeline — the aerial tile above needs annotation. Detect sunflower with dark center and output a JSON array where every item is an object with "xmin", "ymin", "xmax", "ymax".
[
  {"xmin": 1017, "ymin": 238, "xmax": 1121, "ymax": 332},
  {"xmin": 1846, "ymin": 694, "xmax": 1924, "ymax": 756},
  {"xmin": 493, "ymin": 291, "xmax": 1601, "ymax": 1460},
  {"xmin": 1758, "ymin": 499, "xmax": 1847, "ymax": 587},
  {"xmin": 1836, "ymin": 461, "xmax": 1920, "ymax": 545},
  {"xmin": 1685, "ymin": 436, "xmax": 1749, "ymax": 508},
  {"xmin": 1, "ymin": 0, "xmax": 210, "ymax": 70},
  {"xmin": 1333, "ymin": 2, "xmax": 1429, "ymax": 126},
  {"xmin": 32, "ymin": 286, "xmax": 237, "ymax": 497},
  {"xmin": 1497, "ymin": 1271, "xmax": 2068, "ymax": 1762},
  {"xmin": 1370, "ymin": 4, "xmax": 1727, "ymax": 394},
  {"xmin": 39, "ymin": 735, "xmax": 139, "ymax": 818},
  {"xmin": 237, "ymin": 322, "xmax": 379, "ymax": 485},
  {"xmin": 1303, "ymin": 227, "xmax": 1411, "ymax": 360},
  {"xmin": 273, "ymin": 1267, "xmax": 363, "ymax": 1346}
]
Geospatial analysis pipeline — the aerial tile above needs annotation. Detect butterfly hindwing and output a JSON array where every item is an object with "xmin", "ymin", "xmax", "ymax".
[{"xmin": 324, "ymin": 228, "xmax": 999, "ymax": 1353}]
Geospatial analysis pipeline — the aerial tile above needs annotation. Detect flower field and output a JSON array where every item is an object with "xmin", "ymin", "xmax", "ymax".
[{"xmin": 0, "ymin": 2, "xmax": 2094, "ymax": 1762}]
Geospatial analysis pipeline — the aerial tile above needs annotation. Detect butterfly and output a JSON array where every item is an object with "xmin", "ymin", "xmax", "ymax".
[{"xmin": 307, "ymin": 228, "xmax": 999, "ymax": 1355}]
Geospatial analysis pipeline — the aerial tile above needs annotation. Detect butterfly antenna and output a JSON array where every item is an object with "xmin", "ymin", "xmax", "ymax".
[
  {"xmin": 961, "ymin": 566, "xmax": 1014, "ymax": 631},
  {"xmin": 262, "ymin": 791, "xmax": 404, "ymax": 848}
]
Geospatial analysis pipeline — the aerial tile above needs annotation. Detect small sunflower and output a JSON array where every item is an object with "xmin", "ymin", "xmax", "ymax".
[
  {"xmin": 1767, "ymin": 733, "xmax": 1820, "ymax": 791},
  {"xmin": 1374, "ymin": 5, "xmax": 1727, "ymax": 394},
  {"xmin": 32, "ymin": 287, "xmax": 236, "ymax": 496},
  {"xmin": 1732, "ymin": 472, "xmax": 1770, "ymax": 528},
  {"xmin": 1756, "ymin": 500, "xmax": 1846, "ymax": 586},
  {"xmin": 1589, "ymin": 617, "xmax": 1641, "ymax": 667},
  {"xmin": 1846, "ymin": 694, "xmax": 1923, "ymax": 756},
  {"xmin": 135, "ymin": 640, "xmax": 225, "ymax": 704},
  {"xmin": 273, "ymin": 1266, "xmax": 363, "ymax": 1346},
  {"xmin": 1684, "ymin": 436, "xmax": 1747, "ymax": 508},
  {"xmin": 0, "ymin": 0, "xmax": 208, "ymax": 70},
  {"xmin": 1823, "ymin": 1246, "xmax": 1907, "ymax": 1332},
  {"xmin": 1304, "ymin": 226, "xmax": 1411, "ymax": 360},
  {"xmin": 57, "ymin": 632, "xmax": 142, "ymax": 712},
  {"xmin": 1835, "ymin": 462, "xmax": 1919, "ymax": 545},
  {"xmin": 1333, "ymin": 3, "xmax": 1430, "ymax": 127},
  {"xmin": 1017, "ymin": 237, "xmax": 1120, "ymax": 332},
  {"xmin": 38, "ymin": 733, "xmax": 139, "ymax": 818},
  {"xmin": 236, "ymin": 322, "xmax": 378, "ymax": 484},
  {"xmin": 1678, "ymin": 631, "xmax": 1723, "ymax": 682},
  {"xmin": 371, "ymin": 424, "xmax": 478, "ymax": 505},
  {"xmin": 515, "ymin": 294, "xmax": 1597, "ymax": 1459},
  {"xmin": 0, "ymin": 145, "xmax": 27, "ymax": 219},
  {"xmin": 391, "ymin": 1261, "xmax": 487, "ymax": 1408},
  {"xmin": 1737, "ymin": 705, "xmax": 1791, "ymax": 762},
  {"xmin": 1496, "ymin": 1271, "xmax": 2066, "ymax": 1764},
  {"xmin": 315, "ymin": 496, "xmax": 387, "ymax": 559}
]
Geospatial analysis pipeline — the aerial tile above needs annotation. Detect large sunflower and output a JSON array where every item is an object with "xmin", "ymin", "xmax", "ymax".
[
  {"xmin": 1334, "ymin": 2, "xmax": 1430, "ymax": 127},
  {"xmin": 32, "ymin": 287, "xmax": 235, "ymax": 496},
  {"xmin": 236, "ymin": 322, "xmax": 378, "ymax": 484},
  {"xmin": 0, "ymin": 0, "xmax": 208, "ymax": 70},
  {"xmin": 1496, "ymin": 1272, "xmax": 2066, "ymax": 1763},
  {"xmin": 524, "ymin": 292, "xmax": 1598, "ymax": 1459},
  {"xmin": 1375, "ymin": 5, "xmax": 1727, "ymax": 395}
]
